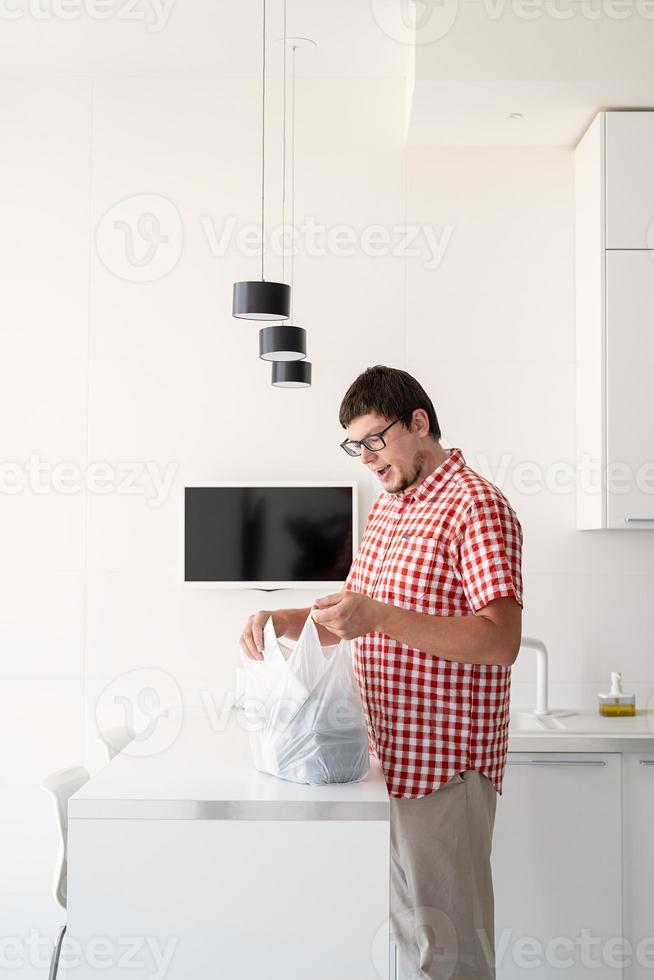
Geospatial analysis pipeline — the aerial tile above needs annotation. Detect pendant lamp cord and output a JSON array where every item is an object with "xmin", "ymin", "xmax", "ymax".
[
  {"xmin": 281, "ymin": 0, "xmax": 287, "ymax": 286},
  {"xmin": 261, "ymin": 0, "xmax": 266, "ymax": 281},
  {"xmin": 290, "ymin": 40, "xmax": 297, "ymax": 323}
]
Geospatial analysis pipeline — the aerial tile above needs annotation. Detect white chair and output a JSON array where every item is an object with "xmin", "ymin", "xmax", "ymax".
[
  {"xmin": 41, "ymin": 766, "xmax": 90, "ymax": 980},
  {"xmin": 97, "ymin": 723, "xmax": 134, "ymax": 763}
]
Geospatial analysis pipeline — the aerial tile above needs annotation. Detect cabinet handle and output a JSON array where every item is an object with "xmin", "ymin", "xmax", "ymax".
[
  {"xmin": 639, "ymin": 760, "xmax": 654, "ymax": 766},
  {"xmin": 508, "ymin": 759, "xmax": 607, "ymax": 767},
  {"xmin": 624, "ymin": 517, "xmax": 654, "ymax": 523}
]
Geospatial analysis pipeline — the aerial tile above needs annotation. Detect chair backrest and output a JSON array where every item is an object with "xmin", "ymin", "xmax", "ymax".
[
  {"xmin": 40, "ymin": 766, "xmax": 90, "ymax": 910},
  {"xmin": 97, "ymin": 724, "xmax": 134, "ymax": 763}
]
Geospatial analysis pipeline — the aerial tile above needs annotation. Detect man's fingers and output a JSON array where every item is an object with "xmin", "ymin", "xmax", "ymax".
[
  {"xmin": 241, "ymin": 611, "xmax": 271, "ymax": 660},
  {"xmin": 312, "ymin": 607, "xmax": 335, "ymax": 626},
  {"xmin": 240, "ymin": 633, "xmax": 263, "ymax": 661},
  {"xmin": 313, "ymin": 592, "xmax": 342, "ymax": 609}
]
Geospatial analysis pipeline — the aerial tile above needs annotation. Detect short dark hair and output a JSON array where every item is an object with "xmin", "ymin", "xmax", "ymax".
[{"xmin": 339, "ymin": 365, "xmax": 441, "ymax": 441}]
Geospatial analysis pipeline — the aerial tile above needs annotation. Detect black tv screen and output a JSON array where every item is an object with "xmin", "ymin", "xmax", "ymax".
[{"xmin": 184, "ymin": 484, "xmax": 356, "ymax": 587}]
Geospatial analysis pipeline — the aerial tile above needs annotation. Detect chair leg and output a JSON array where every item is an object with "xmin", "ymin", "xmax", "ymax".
[{"xmin": 48, "ymin": 924, "xmax": 66, "ymax": 980}]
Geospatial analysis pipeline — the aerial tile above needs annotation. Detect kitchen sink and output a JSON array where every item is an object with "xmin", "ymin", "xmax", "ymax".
[
  {"xmin": 509, "ymin": 710, "xmax": 577, "ymax": 733},
  {"xmin": 509, "ymin": 707, "xmax": 654, "ymax": 737}
]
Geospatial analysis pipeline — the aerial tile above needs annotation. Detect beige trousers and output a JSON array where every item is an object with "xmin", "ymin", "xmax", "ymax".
[{"xmin": 390, "ymin": 770, "xmax": 498, "ymax": 980}]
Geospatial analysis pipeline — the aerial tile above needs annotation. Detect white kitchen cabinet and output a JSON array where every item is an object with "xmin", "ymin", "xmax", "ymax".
[
  {"xmin": 575, "ymin": 109, "xmax": 654, "ymax": 528},
  {"xmin": 605, "ymin": 251, "xmax": 654, "ymax": 527},
  {"xmin": 622, "ymin": 753, "xmax": 654, "ymax": 980},
  {"xmin": 492, "ymin": 753, "xmax": 622, "ymax": 979},
  {"xmin": 605, "ymin": 112, "xmax": 654, "ymax": 249}
]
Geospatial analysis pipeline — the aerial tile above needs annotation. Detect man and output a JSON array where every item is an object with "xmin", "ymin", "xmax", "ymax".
[{"xmin": 240, "ymin": 364, "xmax": 523, "ymax": 980}]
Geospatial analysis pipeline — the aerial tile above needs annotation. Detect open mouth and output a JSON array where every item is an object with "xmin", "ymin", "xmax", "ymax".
[{"xmin": 376, "ymin": 465, "xmax": 391, "ymax": 481}]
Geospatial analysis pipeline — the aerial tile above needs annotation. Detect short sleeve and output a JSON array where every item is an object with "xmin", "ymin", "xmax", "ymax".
[{"xmin": 455, "ymin": 493, "xmax": 524, "ymax": 613}]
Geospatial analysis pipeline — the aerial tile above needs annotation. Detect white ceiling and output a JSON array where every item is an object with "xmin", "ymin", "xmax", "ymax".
[
  {"xmin": 408, "ymin": 80, "xmax": 654, "ymax": 146},
  {"xmin": 407, "ymin": 0, "xmax": 654, "ymax": 145},
  {"xmin": 1, "ymin": 0, "xmax": 653, "ymax": 146}
]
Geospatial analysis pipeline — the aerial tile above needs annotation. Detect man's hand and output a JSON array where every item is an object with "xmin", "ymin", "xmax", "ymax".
[
  {"xmin": 311, "ymin": 589, "xmax": 382, "ymax": 640},
  {"xmin": 240, "ymin": 609, "xmax": 291, "ymax": 661}
]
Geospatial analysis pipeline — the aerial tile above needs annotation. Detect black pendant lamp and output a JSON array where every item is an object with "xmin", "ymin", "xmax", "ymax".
[
  {"xmin": 232, "ymin": 0, "xmax": 290, "ymax": 322},
  {"xmin": 234, "ymin": 281, "xmax": 289, "ymax": 321},
  {"xmin": 272, "ymin": 360, "xmax": 312, "ymax": 388},
  {"xmin": 265, "ymin": 31, "xmax": 312, "ymax": 386},
  {"xmin": 259, "ymin": 323, "xmax": 306, "ymax": 360}
]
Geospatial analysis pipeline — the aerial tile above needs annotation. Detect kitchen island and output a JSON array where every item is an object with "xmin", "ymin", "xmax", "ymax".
[{"xmin": 65, "ymin": 706, "xmax": 390, "ymax": 980}]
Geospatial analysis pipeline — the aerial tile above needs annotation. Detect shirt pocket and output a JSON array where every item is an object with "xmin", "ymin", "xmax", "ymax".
[{"xmin": 388, "ymin": 534, "xmax": 440, "ymax": 604}]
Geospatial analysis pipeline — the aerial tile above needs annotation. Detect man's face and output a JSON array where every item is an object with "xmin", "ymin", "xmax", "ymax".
[{"xmin": 345, "ymin": 410, "xmax": 431, "ymax": 495}]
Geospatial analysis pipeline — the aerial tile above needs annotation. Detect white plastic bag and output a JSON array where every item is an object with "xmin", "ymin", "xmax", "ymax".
[{"xmin": 243, "ymin": 613, "xmax": 370, "ymax": 786}]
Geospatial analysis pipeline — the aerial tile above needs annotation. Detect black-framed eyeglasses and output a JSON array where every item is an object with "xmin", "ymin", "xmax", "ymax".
[{"xmin": 340, "ymin": 407, "xmax": 419, "ymax": 457}]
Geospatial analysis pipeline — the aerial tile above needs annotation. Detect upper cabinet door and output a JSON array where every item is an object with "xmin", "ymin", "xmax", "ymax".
[
  {"xmin": 606, "ymin": 250, "xmax": 654, "ymax": 528},
  {"xmin": 605, "ymin": 112, "xmax": 654, "ymax": 249}
]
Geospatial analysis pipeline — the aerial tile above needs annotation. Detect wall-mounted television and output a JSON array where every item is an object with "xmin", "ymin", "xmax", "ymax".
[{"xmin": 183, "ymin": 482, "xmax": 358, "ymax": 589}]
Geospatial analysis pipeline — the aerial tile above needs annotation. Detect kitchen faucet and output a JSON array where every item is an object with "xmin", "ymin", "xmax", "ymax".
[{"xmin": 519, "ymin": 636, "xmax": 550, "ymax": 716}]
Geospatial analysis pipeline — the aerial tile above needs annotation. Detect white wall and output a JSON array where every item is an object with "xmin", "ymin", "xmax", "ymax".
[
  {"xmin": 407, "ymin": 144, "xmax": 654, "ymax": 709},
  {"xmin": 2, "ymin": 77, "xmax": 654, "ymax": 974},
  {"xmin": 0, "ymin": 75, "xmax": 405, "ymax": 975}
]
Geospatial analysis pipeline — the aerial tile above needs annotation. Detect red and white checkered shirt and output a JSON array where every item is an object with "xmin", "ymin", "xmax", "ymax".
[{"xmin": 345, "ymin": 447, "xmax": 524, "ymax": 799}]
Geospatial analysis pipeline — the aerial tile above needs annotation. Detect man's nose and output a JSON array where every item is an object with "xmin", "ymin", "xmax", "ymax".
[{"xmin": 360, "ymin": 446, "xmax": 377, "ymax": 466}]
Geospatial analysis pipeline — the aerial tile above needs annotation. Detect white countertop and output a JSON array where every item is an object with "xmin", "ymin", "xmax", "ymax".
[
  {"xmin": 508, "ymin": 707, "xmax": 654, "ymax": 753},
  {"xmin": 70, "ymin": 706, "xmax": 654, "ymax": 821},
  {"xmin": 70, "ymin": 706, "xmax": 390, "ymax": 821}
]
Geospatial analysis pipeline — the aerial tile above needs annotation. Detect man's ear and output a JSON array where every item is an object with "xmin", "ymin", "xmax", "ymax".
[{"xmin": 414, "ymin": 408, "xmax": 429, "ymax": 435}]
